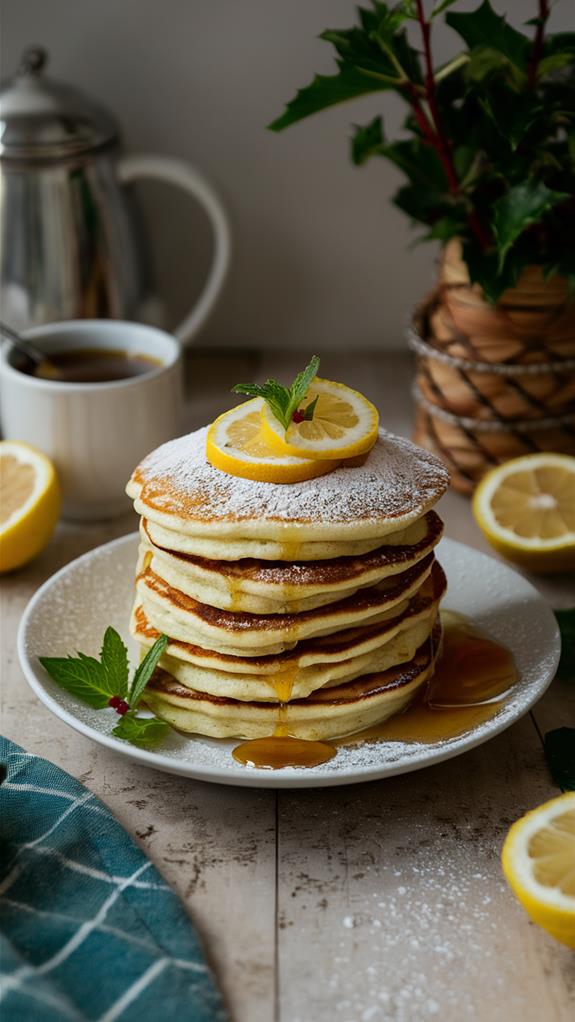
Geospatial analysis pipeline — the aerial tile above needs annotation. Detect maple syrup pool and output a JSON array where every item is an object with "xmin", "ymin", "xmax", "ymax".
[{"xmin": 231, "ymin": 614, "xmax": 518, "ymax": 770}]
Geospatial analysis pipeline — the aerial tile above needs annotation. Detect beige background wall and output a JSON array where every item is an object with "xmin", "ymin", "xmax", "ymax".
[{"xmin": 2, "ymin": 0, "xmax": 572, "ymax": 349}]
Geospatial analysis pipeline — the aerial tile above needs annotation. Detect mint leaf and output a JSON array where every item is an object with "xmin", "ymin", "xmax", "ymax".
[
  {"xmin": 285, "ymin": 355, "xmax": 320, "ymax": 424},
  {"xmin": 544, "ymin": 728, "xmax": 575, "ymax": 791},
  {"xmin": 493, "ymin": 181, "xmax": 569, "ymax": 270},
  {"xmin": 555, "ymin": 609, "xmax": 575, "ymax": 683},
  {"xmin": 39, "ymin": 654, "xmax": 114, "ymax": 709},
  {"xmin": 233, "ymin": 357, "xmax": 320, "ymax": 430},
  {"xmin": 302, "ymin": 394, "xmax": 319, "ymax": 421},
  {"xmin": 232, "ymin": 380, "xmax": 291, "ymax": 428},
  {"xmin": 112, "ymin": 713, "xmax": 170, "ymax": 748},
  {"xmin": 129, "ymin": 634, "xmax": 168, "ymax": 709},
  {"xmin": 100, "ymin": 626, "xmax": 129, "ymax": 698}
]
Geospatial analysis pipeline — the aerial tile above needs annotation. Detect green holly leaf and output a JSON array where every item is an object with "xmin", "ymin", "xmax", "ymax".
[
  {"xmin": 100, "ymin": 626, "xmax": 129, "ymax": 699},
  {"xmin": 479, "ymin": 90, "xmax": 545, "ymax": 151},
  {"xmin": 112, "ymin": 713, "xmax": 170, "ymax": 749},
  {"xmin": 465, "ymin": 46, "xmax": 526, "ymax": 89},
  {"xmin": 542, "ymin": 32, "xmax": 575, "ymax": 57},
  {"xmin": 384, "ymin": 137, "xmax": 448, "ymax": 189},
  {"xmin": 39, "ymin": 653, "xmax": 115, "ymax": 709},
  {"xmin": 351, "ymin": 115, "xmax": 385, "ymax": 165},
  {"xmin": 544, "ymin": 728, "xmax": 575, "ymax": 791},
  {"xmin": 461, "ymin": 239, "xmax": 522, "ymax": 304},
  {"xmin": 492, "ymin": 181, "xmax": 568, "ymax": 270},
  {"xmin": 321, "ymin": 23, "xmax": 397, "ymax": 77},
  {"xmin": 555, "ymin": 609, "xmax": 575, "ymax": 683},
  {"xmin": 268, "ymin": 62, "xmax": 396, "ymax": 133},
  {"xmin": 421, "ymin": 216, "xmax": 467, "ymax": 243},
  {"xmin": 446, "ymin": 1, "xmax": 530, "ymax": 71}
]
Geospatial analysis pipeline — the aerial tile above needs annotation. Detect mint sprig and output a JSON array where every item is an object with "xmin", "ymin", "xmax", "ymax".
[
  {"xmin": 40, "ymin": 629, "xmax": 170, "ymax": 749},
  {"xmin": 112, "ymin": 714, "xmax": 170, "ymax": 748},
  {"xmin": 232, "ymin": 355, "xmax": 320, "ymax": 430},
  {"xmin": 100, "ymin": 626, "xmax": 129, "ymax": 698},
  {"xmin": 130, "ymin": 635, "xmax": 168, "ymax": 708}
]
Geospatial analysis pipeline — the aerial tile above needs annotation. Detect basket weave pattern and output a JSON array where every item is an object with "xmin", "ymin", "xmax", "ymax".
[{"xmin": 409, "ymin": 243, "xmax": 575, "ymax": 494}]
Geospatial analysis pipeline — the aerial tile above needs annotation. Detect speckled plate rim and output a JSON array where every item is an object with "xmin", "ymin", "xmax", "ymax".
[{"xmin": 18, "ymin": 533, "xmax": 560, "ymax": 789}]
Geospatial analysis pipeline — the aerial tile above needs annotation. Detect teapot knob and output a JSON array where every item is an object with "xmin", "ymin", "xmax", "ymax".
[{"xmin": 19, "ymin": 46, "xmax": 48, "ymax": 76}]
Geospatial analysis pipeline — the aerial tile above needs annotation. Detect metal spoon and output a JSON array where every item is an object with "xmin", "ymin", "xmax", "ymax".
[{"xmin": 0, "ymin": 321, "xmax": 61, "ymax": 378}]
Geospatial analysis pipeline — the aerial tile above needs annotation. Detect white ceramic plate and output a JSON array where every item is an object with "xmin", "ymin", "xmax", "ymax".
[{"xmin": 18, "ymin": 534, "xmax": 560, "ymax": 789}]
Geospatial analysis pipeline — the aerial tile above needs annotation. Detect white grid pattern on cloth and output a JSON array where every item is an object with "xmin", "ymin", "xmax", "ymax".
[
  {"xmin": 0, "ymin": 744, "xmax": 219, "ymax": 1022},
  {"xmin": 2, "ymin": 897, "xmax": 209, "ymax": 971},
  {"xmin": 96, "ymin": 959, "xmax": 169, "ymax": 1022},
  {"xmin": 0, "ymin": 861, "xmax": 154, "ymax": 999}
]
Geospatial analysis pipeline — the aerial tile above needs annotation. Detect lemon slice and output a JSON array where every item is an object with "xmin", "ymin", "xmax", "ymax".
[
  {"xmin": 502, "ymin": 793, "xmax": 575, "ymax": 948},
  {"xmin": 0, "ymin": 441, "xmax": 61, "ymax": 573},
  {"xmin": 260, "ymin": 377, "xmax": 379, "ymax": 461},
  {"xmin": 206, "ymin": 399, "xmax": 338, "ymax": 484},
  {"xmin": 472, "ymin": 453, "xmax": 575, "ymax": 573}
]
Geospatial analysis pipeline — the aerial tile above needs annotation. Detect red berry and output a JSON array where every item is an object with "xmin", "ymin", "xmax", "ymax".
[
  {"xmin": 292, "ymin": 409, "xmax": 305, "ymax": 423},
  {"xmin": 108, "ymin": 695, "xmax": 121, "ymax": 708},
  {"xmin": 115, "ymin": 700, "xmax": 130, "ymax": 716}
]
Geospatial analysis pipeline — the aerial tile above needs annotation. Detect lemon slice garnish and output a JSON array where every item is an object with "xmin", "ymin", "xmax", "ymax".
[
  {"xmin": 206, "ymin": 399, "xmax": 338, "ymax": 484},
  {"xmin": 472, "ymin": 453, "xmax": 575, "ymax": 573},
  {"xmin": 259, "ymin": 377, "xmax": 379, "ymax": 461},
  {"xmin": 502, "ymin": 793, "xmax": 575, "ymax": 948},
  {"xmin": 0, "ymin": 441, "xmax": 60, "ymax": 573}
]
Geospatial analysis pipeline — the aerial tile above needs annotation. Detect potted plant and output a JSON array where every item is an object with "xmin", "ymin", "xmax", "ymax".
[{"xmin": 269, "ymin": 0, "xmax": 575, "ymax": 492}]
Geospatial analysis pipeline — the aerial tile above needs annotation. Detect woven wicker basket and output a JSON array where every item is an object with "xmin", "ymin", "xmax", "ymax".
[{"xmin": 410, "ymin": 241, "xmax": 575, "ymax": 493}]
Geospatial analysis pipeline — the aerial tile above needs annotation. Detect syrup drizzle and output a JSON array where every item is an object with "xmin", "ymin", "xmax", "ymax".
[{"xmin": 231, "ymin": 614, "xmax": 518, "ymax": 769}]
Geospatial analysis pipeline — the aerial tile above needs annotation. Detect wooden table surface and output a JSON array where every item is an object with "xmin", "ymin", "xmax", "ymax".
[{"xmin": 2, "ymin": 351, "xmax": 574, "ymax": 1022}]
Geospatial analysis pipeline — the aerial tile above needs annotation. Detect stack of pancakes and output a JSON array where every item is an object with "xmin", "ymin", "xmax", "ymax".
[{"xmin": 126, "ymin": 427, "xmax": 450, "ymax": 741}]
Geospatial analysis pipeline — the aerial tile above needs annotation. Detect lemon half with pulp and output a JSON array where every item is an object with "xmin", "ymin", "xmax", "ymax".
[
  {"xmin": 502, "ymin": 793, "xmax": 575, "ymax": 948},
  {"xmin": 473, "ymin": 453, "xmax": 575, "ymax": 573},
  {"xmin": 0, "ymin": 441, "xmax": 60, "ymax": 573}
]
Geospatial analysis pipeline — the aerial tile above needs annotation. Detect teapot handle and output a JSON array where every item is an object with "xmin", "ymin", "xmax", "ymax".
[{"xmin": 118, "ymin": 154, "xmax": 231, "ymax": 346}]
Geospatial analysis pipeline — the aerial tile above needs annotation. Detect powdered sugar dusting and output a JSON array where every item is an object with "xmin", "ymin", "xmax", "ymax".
[{"xmin": 130, "ymin": 428, "xmax": 450, "ymax": 530}]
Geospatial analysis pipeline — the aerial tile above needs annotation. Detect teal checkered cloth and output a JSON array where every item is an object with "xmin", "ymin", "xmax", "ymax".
[{"xmin": 0, "ymin": 737, "xmax": 227, "ymax": 1021}]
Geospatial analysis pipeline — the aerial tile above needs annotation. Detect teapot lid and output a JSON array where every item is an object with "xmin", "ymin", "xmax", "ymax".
[{"xmin": 0, "ymin": 47, "xmax": 119, "ymax": 161}]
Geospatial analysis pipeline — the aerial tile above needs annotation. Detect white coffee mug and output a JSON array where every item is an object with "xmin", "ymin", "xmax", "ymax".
[{"xmin": 0, "ymin": 320, "xmax": 183, "ymax": 520}]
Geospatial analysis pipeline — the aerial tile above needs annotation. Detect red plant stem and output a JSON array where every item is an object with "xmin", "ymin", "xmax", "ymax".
[
  {"xmin": 415, "ymin": 0, "xmax": 458, "ymax": 195},
  {"xmin": 528, "ymin": 0, "xmax": 550, "ymax": 87},
  {"xmin": 414, "ymin": 0, "xmax": 490, "ymax": 250}
]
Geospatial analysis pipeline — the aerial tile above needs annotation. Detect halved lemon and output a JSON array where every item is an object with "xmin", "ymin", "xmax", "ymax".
[
  {"xmin": 260, "ymin": 378, "xmax": 379, "ymax": 461},
  {"xmin": 206, "ymin": 399, "xmax": 338, "ymax": 484},
  {"xmin": 472, "ymin": 453, "xmax": 575, "ymax": 573},
  {"xmin": 502, "ymin": 793, "xmax": 575, "ymax": 948},
  {"xmin": 0, "ymin": 441, "xmax": 61, "ymax": 573}
]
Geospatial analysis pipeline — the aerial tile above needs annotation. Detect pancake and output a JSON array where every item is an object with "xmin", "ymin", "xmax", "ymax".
[
  {"xmin": 143, "ymin": 625, "xmax": 442, "ymax": 741},
  {"xmin": 146, "ymin": 613, "xmax": 437, "ymax": 702},
  {"xmin": 127, "ymin": 428, "xmax": 449, "ymax": 547},
  {"xmin": 132, "ymin": 558, "xmax": 446, "ymax": 672},
  {"xmin": 140, "ymin": 514, "xmax": 429, "ymax": 562},
  {"xmin": 138, "ymin": 511, "xmax": 443, "ymax": 614},
  {"xmin": 132, "ymin": 564, "xmax": 446, "ymax": 702},
  {"xmin": 136, "ymin": 553, "xmax": 435, "ymax": 656}
]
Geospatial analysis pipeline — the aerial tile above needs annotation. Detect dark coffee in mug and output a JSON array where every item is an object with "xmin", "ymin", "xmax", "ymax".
[{"xmin": 23, "ymin": 348, "xmax": 163, "ymax": 383}]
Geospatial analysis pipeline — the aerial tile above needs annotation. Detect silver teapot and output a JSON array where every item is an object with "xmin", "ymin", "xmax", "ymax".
[{"xmin": 0, "ymin": 47, "xmax": 231, "ymax": 344}]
